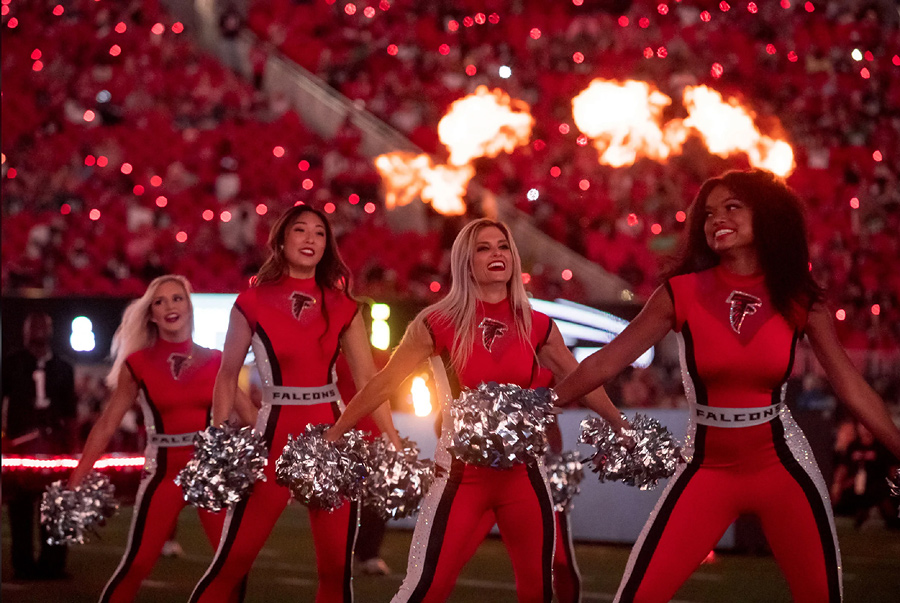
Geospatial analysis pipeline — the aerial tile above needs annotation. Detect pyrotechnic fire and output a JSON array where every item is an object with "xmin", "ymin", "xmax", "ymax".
[
  {"xmin": 572, "ymin": 79, "xmax": 677, "ymax": 166},
  {"xmin": 681, "ymin": 86, "xmax": 794, "ymax": 176},
  {"xmin": 374, "ymin": 153, "xmax": 473, "ymax": 215},
  {"xmin": 438, "ymin": 86, "xmax": 534, "ymax": 166},
  {"xmin": 572, "ymin": 79, "xmax": 794, "ymax": 176},
  {"xmin": 375, "ymin": 86, "xmax": 533, "ymax": 215},
  {"xmin": 410, "ymin": 375, "xmax": 433, "ymax": 417}
]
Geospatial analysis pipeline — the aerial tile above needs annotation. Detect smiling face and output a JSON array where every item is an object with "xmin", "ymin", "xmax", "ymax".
[
  {"xmin": 703, "ymin": 185, "xmax": 755, "ymax": 255},
  {"xmin": 149, "ymin": 280, "xmax": 191, "ymax": 340},
  {"xmin": 471, "ymin": 226, "xmax": 513, "ymax": 287},
  {"xmin": 283, "ymin": 211, "xmax": 326, "ymax": 276}
]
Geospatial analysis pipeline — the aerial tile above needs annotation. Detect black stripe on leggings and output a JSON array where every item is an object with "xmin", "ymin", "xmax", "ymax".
[
  {"xmin": 100, "ymin": 447, "xmax": 168, "ymax": 602},
  {"xmin": 557, "ymin": 512, "xmax": 582, "ymax": 603},
  {"xmin": 619, "ymin": 322, "xmax": 708, "ymax": 602},
  {"xmin": 526, "ymin": 461, "xmax": 556, "ymax": 603},
  {"xmin": 617, "ymin": 463, "xmax": 702, "ymax": 602},
  {"xmin": 407, "ymin": 459, "xmax": 465, "ymax": 603},
  {"xmin": 770, "ymin": 413, "xmax": 840, "ymax": 602},
  {"xmin": 189, "ymin": 494, "xmax": 252, "ymax": 602},
  {"xmin": 190, "ymin": 378, "xmax": 282, "ymax": 601}
]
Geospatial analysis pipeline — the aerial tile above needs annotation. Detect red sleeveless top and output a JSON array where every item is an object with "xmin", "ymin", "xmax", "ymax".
[{"xmin": 126, "ymin": 338, "xmax": 221, "ymax": 435}]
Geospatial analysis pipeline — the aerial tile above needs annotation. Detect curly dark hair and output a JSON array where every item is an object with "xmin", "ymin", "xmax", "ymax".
[{"xmin": 666, "ymin": 169, "xmax": 822, "ymax": 326}]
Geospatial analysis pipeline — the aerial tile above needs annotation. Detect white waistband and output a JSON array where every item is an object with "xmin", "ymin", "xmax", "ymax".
[
  {"xmin": 149, "ymin": 432, "xmax": 196, "ymax": 447},
  {"xmin": 263, "ymin": 384, "xmax": 340, "ymax": 406},
  {"xmin": 693, "ymin": 402, "xmax": 784, "ymax": 428}
]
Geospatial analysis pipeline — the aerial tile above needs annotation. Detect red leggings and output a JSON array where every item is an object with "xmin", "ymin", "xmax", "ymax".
[
  {"xmin": 464, "ymin": 510, "xmax": 581, "ymax": 603},
  {"xmin": 615, "ymin": 456, "xmax": 841, "ymax": 603},
  {"xmin": 100, "ymin": 447, "xmax": 228, "ymax": 603},
  {"xmin": 189, "ymin": 431, "xmax": 359, "ymax": 603},
  {"xmin": 393, "ymin": 460, "xmax": 555, "ymax": 603}
]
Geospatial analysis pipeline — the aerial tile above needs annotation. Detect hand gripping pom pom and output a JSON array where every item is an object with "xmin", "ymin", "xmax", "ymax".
[
  {"xmin": 364, "ymin": 436, "xmax": 435, "ymax": 520},
  {"xmin": 448, "ymin": 382, "xmax": 557, "ymax": 469},
  {"xmin": 175, "ymin": 424, "xmax": 268, "ymax": 512},
  {"xmin": 544, "ymin": 451, "xmax": 584, "ymax": 513},
  {"xmin": 579, "ymin": 413, "xmax": 682, "ymax": 490},
  {"xmin": 41, "ymin": 471, "xmax": 118, "ymax": 545},
  {"xmin": 275, "ymin": 424, "xmax": 370, "ymax": 511}
]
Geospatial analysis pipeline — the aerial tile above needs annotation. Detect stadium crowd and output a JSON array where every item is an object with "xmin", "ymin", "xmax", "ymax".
[{"xmin": 2, "ymin": 0, "xmax": 899, "ymax": 422}]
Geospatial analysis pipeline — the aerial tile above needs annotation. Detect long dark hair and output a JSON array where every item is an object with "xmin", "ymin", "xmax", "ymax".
[
  {"xmin": 666, "ymin": 169, "xmax": 822, "ymax": 325},
  {"xmin": 255, "ymin": 205, "xmax": 354, "ymax": 336}
]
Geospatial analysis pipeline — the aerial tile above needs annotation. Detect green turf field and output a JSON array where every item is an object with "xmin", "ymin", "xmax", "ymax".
[{"xmin": 3, "ymin": 503, "xmax": 899, "ymax": 602}]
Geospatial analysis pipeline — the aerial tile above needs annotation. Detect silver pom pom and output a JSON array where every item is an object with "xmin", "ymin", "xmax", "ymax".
[
  {"xmin": 579, "ymin": 413, "xmax": 682, "ymax": 490},
  {"xmin": 41, "ymin": 471, "xmax": 118, "ymax": 545},
  {"xmin": 275, "ymin": 424, "xmax": 369, "ymax": 511},
  {"xmin": 364, "ymin": 436, "xmax": 435, "ymax": 520},
  {"xmin": 544, "ymin": 451, "xmax": 584, "ymax": 513},
  {"xmin": 448, "ymin": 382, "xmax": 556, "ymax": 469},
  {"xmin": 175, "ymin": 424, "xmax": 268, "ymax": 512}
]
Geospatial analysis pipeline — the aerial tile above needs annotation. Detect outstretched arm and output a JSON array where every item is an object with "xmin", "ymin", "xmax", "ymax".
[
  {"xmin": 327, "ymin": 319, "xmax": 433, "ymax": 441},
  {"xmin": 68, "ymin": 368, "xmax": 139, "ymax": 488},
  {"xmin": 806, "ymin": 303, "xmax": 900, "ymax": 460},
  {"xmin": 212, "ymin": 307, "xmax": 253, "ymax": 426},
  {"xmin": 538, "ymin": 323, "xmax": 630, "ymax": 431},
  {"xmin": 553, "ymin": 285, "xmax": 675, "ymax": 405},
  {"xmin": 340, "ymin": 311, "xmax": 402, "ymax": 448}
]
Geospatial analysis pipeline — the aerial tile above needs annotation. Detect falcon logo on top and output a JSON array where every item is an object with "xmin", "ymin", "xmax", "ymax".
[
  {"xmin": 726, "ymin": 291, "xmax": 762, "ymax": 334},
  {"xmin": 168, "ymin": 353, "xmax": 191, "ymax": 380},
  {"xmin": 479, "ymin": 318, "xmax": 508, "ymax": 352},
  {"xmin": 290, "ymin": 292, "xmax": 316, "ymax": 320}
]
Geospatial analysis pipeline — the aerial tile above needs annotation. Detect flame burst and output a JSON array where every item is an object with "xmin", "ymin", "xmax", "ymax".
[
  {"xmin": 438, "ymin": 86, "xmax": 535, "ymax": 166},
  {"xmin": 374, "ymin": 153, "xmax": 473, "ymax": 216},
  {"xmin": 375, "ymin": 86, "xmax": 533, "ymax": 215},
  {"xmin": 572, "ymin": 79, "xmax": 794, "ymax": 176},
  {"xmin": 681, "ymin": 86, "xmax": 794, "ymax": 175},
  {"xmin": 411, "ymin": 375, "xmax": 433, "ymax": 417},
  {"xmin": 571, "ymin": 80, "xmax": 677, "ymax": 166}
]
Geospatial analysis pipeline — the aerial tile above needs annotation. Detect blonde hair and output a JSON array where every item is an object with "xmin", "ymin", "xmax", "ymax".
[
  {"xmin": 106, "ymin": 275, "xmax": 194, "ymax": 387},
  {"xmin": 412, "ymin": 219, "xmax": 533, "ymax": 371}
]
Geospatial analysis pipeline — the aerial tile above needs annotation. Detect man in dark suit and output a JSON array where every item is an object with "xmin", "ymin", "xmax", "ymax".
[{"xmin": 2, "ymin": 312, "xmax": 77, "ymax": 580}]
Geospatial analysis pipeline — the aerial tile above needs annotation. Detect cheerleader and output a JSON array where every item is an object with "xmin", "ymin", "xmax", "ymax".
[
  {"xmin": 555, "ymin": 170, "xmax": 900, "ymax": 603},
  {"xmin": 189, "ymin": 205, "xmax": 401, "ymax": 603},
  {"xmin": 327, "ymin": 218, "xmax": 627, "ymax": 602},
  {"xmin": 68, "ymin": 275, "xmax": 255, "ymax": 602}
]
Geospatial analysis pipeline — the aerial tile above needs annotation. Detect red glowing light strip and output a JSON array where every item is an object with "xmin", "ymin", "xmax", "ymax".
[{"xmin": 2, "ymin": 455, "xmax": 145, "ymax": 471}]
